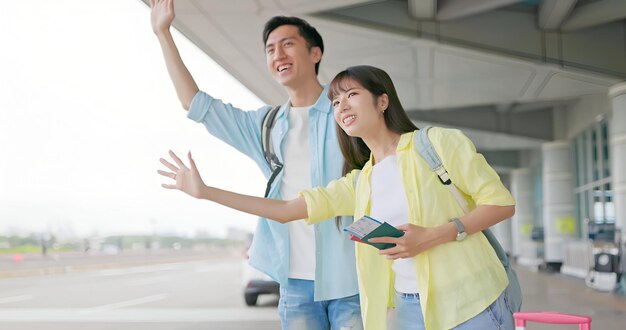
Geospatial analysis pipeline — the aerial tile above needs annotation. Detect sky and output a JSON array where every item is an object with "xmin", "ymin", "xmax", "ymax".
[{"xmin": 0, "ymin": 0, "xmax": 268, "ymax": 238}]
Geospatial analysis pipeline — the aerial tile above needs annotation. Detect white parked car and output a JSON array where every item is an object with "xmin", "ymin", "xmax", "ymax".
[{"xmin": 241, "ymin": 246, "xmax": 279, "ymax": 306}]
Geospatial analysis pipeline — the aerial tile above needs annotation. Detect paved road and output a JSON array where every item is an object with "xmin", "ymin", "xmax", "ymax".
[
  {"xmin": 3, "ymin": 251, "xmax": 626, "ymax": 330},
  {"xmin": 0, "ymin": 253, "xmax": 280, "ymax": 330}
]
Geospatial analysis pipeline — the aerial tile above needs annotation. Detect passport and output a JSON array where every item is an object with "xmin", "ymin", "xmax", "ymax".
[{"xmin": 344, "ymin": 216, "xmax": 404, "ymax": 250}]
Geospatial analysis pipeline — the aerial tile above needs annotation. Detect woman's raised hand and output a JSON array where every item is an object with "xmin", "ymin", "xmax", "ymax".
[{"xmin": 158, "ymin": 150, "xmax": 206, "ymax": 199}]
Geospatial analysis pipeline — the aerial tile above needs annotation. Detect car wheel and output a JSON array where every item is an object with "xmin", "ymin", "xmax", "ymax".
[{"xmin": 244, "ymin": 292, "xmax": 258, "ymax": 306}]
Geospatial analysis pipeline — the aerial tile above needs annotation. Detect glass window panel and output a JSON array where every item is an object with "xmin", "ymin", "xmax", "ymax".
[
  {"xmin": 574, "ymin": 137, "xmax": 580, "ymax": 187},
  {"xmin": 571, "ymin": 121, "xmax": 612, "ymax": 234},
  {"xmin": 584, "ymin": 190, "xmax": 591, "ymax": 222},
  {"xmin": 592, "ymin": 129, "xmax": 599, "ymax": 181},
  {"xmin": 605, "ymin": 183, "xmax": 614, "ymax": 223},
  {"xmin": 533, "ymin": 166, "xmax": 543, "ymax": 227},
  {"xmin": 580, "ymin": 132, "xmax": 591, "ymax": 185},
  {"xmin": 576, "ymin": 192, "xmax": 585, "ymax": 233},
  {"xmin": 602, "ymin": 122, "xmax": 610, "ymax": 178}
]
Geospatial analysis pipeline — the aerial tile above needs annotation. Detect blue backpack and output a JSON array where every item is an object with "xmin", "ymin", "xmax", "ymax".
[{"xmin": 414, "ymin": 126, "xmax": 522, "ymax": 312}]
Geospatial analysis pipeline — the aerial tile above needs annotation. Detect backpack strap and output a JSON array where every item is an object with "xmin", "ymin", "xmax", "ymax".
[
  {"xmin": 414, "ymin": 127, "xmax": 511, "ymax": 266},
  {"xmin": 414, "ymin": 127, "xmax": 469, "ymax": 213},
  {"xmin": 414, "ymin": 127, "xmax": 520, "ymax": 310},
  {"xmin": 261, "ymin": 105, "xmax": 283, "ymax": 197}
]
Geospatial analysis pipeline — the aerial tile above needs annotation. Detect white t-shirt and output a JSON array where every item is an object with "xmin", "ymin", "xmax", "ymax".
[
  {"xmin": 280, "ymin": 105, "xmax": 316, "ymax": 280},
  {"xmin": 369, "ymin": 155, "xmax": 419, "ymax": 293}
]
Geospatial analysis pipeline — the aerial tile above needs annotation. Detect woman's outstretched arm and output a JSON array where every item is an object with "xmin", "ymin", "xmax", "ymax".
[{"xmin": 158, "ymin": 150, "xmax": 307, "ymax": 223}]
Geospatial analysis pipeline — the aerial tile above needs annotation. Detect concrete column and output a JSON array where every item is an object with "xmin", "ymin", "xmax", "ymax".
[
  {"xmin": 609, "ymin": 82, "xmax": 626, "ymax": 240},
  {"xmin": 542, "ymin": 141, "xmax": 576, "ymax": 264},
  {"xmin": 510, "ymin": 168, "xmax": 535, "ymax": 261},
  {"xmin": 492, "ymin": 217, "xmax": 513, "ymax": 254}
]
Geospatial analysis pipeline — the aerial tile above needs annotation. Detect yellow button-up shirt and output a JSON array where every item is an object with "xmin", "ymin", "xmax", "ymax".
[{"xmin": 300, "ymin": 128, "xmax": 515, "ymax": 330}]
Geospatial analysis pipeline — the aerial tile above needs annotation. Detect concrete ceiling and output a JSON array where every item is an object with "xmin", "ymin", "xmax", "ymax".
[{"xmin": 140, "ymin": 0, "xmax": 626, "ymax": 151}]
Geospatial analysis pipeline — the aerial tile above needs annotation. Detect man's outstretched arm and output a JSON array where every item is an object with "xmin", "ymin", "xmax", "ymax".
[{"xmin": 151, "ymin": 0, "xmax": 199, "ymax": 110}]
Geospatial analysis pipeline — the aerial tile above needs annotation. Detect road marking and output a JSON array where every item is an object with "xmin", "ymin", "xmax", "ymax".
[
  {"xmin": 194, "ymin": 262, "xmax": 240, "ymax": 273},
  {"xmin": 0, "ymin": 295, "xmax": 33, "ymax": 304},
  {"xmin": 129, "ymin": 275, "xmax": 177, "ymax": 286},
  {"xmin": 93, "ymin": 264, "xmax": 178, "ymax": 277},
  {"xmin": 80, "ymin": 294, "xmax": 168, "ymax": 314},
  {"xmin": 0, "ymin": 308, "xmax": 280, "ymax": 322}
]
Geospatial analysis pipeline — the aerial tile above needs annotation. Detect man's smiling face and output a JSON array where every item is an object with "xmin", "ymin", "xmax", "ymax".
[{"xmin": 265, "ymin": 25, "xmax": 320, "ymax": 88}]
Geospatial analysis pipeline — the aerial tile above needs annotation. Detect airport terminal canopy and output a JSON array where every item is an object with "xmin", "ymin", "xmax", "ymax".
[{"xmin": 142, "ymin": 0, "xmax": 626, "ymax": 150}]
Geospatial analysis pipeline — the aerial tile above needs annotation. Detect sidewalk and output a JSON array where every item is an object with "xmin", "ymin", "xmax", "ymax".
[{"xmin": 515, "ymin": 264, "xmax": 626, "ymax": 329}]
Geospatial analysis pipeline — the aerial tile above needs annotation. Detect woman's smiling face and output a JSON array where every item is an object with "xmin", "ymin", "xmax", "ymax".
[{"xmin": 332, "ymin": 78, "xmax": 387, "ymax": 138}]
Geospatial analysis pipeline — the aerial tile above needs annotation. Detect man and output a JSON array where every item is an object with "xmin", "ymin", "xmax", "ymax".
[{"xmin": 149, "ymin": 0, "xmax": 361, "ymax": 328}]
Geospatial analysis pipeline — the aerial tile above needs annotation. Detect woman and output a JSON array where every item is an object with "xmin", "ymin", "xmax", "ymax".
[{"xmin": 158, "ymin": 65, "xmax": 515, "ymax": 330}]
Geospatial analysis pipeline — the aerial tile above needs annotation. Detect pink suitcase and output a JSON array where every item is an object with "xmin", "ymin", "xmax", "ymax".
[{"xmin": 513, "ymin": 312, "xmax": 592, "ymax": 329}]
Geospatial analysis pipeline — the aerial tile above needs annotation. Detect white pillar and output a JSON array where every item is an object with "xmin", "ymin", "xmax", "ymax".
[
  {"xmin": 510, "ymin": 168, "xmax": 535, "ymax": 262},
  {"xmin": 492, "ymin": 219, "xmax": 513, "ymax": 254},
  {"xmin": 609, "ymin": 82, "xmax": 626, "ymax": 241},
  {"xmin": 542, "ymin": 141, "xmax": 576, "ymax": 264}
]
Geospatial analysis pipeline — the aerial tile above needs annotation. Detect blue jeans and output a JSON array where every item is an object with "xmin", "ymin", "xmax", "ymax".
[
  {"xmin": 278, "ymin": 278, "xmax": 363, "ymax": 330},
  {"xmin": 389, "ymin": 291, "xmax": 514, "ymax": 330}
]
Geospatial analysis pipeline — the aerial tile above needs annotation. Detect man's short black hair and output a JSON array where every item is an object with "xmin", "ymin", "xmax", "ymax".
[{"xmin": 262, "ymin": 16, "xmax": 324, "ymax": 75}]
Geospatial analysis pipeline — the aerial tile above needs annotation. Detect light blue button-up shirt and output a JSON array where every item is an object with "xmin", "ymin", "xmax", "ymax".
[{"xmin": 187, "ymin": 86, "xmax": 359, "ymax": 301}]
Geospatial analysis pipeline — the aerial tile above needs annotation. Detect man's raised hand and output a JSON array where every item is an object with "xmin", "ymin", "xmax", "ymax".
[{"xmin": 150, "ymin": 0, "xmax": 175, "ymax": 35}]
